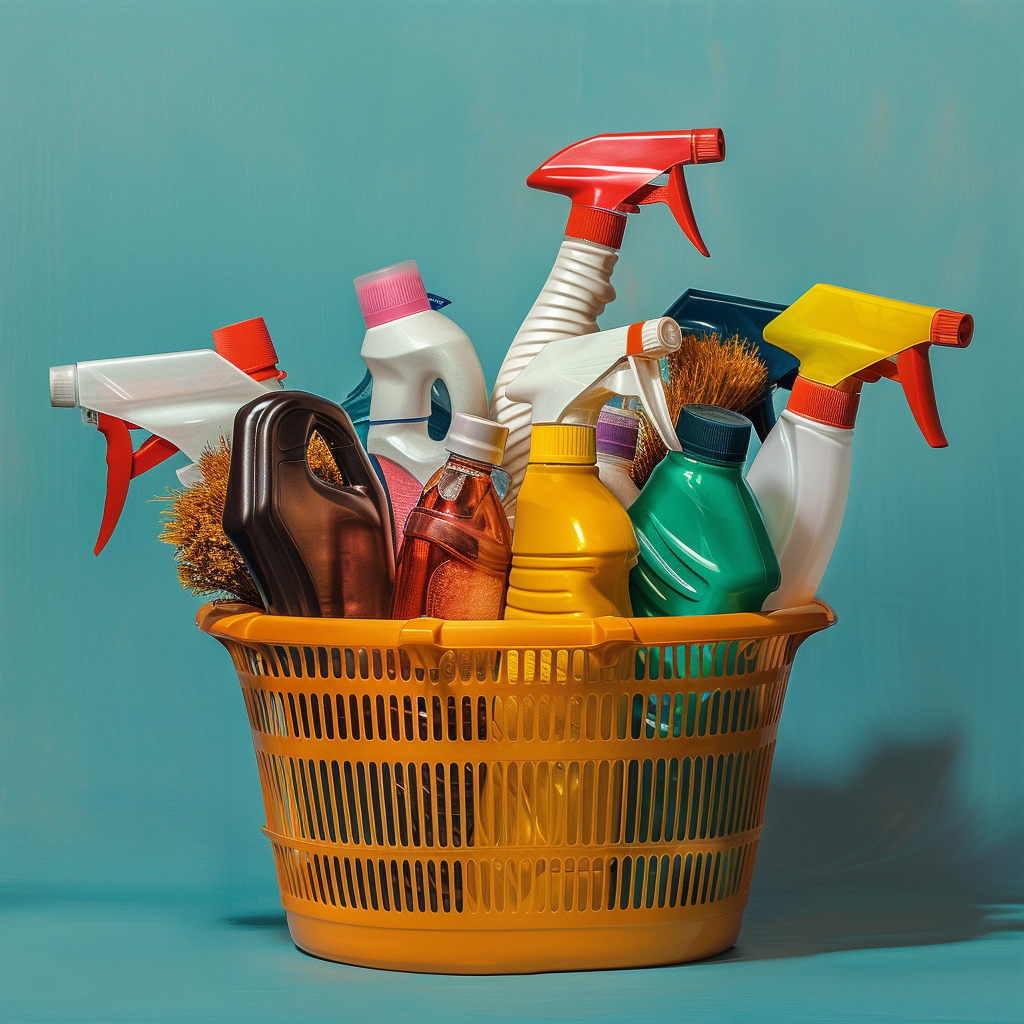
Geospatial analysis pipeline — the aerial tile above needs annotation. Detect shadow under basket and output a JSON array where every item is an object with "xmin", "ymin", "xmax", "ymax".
[{"xmin": 198, "ymin": 601, "xmax": 834, "ymax": 974}]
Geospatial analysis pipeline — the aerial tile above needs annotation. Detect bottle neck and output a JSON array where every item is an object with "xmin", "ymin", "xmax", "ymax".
[
  {"xmin": 786, "ymin": 374, "xmax": 861, "ymax": 429},
  {"xmin": 671, "ymin": 449, "xmax": 744, "ymax": 472},
  {"xmin": 446, "ymin": 452, "xmax": 495, "ymax": 475}
]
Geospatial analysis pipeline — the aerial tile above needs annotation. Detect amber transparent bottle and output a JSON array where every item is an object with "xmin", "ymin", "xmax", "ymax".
[{"xmin": 391, "ymin": 415, "xmax": 511, "ymax": 620}]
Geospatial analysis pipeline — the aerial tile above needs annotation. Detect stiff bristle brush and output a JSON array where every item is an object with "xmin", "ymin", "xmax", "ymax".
[
  {"xmin": 158, "ymin": 433, "xmax": 345, "ymax": 606},
  {"xmin": 631, "ymin": 332, "xmax": 769, "ymax": 489}
]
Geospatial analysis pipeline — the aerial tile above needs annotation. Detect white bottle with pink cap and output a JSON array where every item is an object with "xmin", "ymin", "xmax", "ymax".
[{"xmin": 354, "ymin": 260, "xmax": 488, "ymax": 541}]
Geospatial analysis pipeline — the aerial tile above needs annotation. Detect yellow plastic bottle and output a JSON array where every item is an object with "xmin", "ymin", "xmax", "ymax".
[
  {"xmin": 505, "ymin": 424, "xmax": 637, "ymax": 618},
  {"xmin": 501, "ymin": 318, "xmax": 683, "ymax": 619}
]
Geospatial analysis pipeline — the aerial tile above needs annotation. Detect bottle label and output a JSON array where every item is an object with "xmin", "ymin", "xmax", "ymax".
[{"xmin": 425, "ymin": 560, "xmax": 505, "ymax": 619}]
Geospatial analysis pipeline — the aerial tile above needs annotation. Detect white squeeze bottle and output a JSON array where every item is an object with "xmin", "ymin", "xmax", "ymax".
[
  {"xmin": 354, "ymin": 261, "xmax": 488, "ymax": 539},
  {"xmin": 745, "ymin": 377, "xmax": 859, "ymax": 610}
]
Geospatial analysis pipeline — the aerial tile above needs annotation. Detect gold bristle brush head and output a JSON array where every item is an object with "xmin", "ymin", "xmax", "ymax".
[
  {"xmin": 158, "ymin": 433, "xmax": 345, "ymax": 605},
  {"xmin": 631, "ymin": 332, "xmax": 769, "ymax": 489}
]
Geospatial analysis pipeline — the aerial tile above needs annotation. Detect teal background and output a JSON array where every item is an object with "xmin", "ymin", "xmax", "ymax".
[{"xmin": 1, "ymin": 1, "xmax": 1021, "ymax": 1020}]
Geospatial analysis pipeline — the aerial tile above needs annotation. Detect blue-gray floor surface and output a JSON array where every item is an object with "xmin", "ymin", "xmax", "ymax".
[{"xmin": 2, "ymin": 886, "xmax": 1021, "ymax": 1024}]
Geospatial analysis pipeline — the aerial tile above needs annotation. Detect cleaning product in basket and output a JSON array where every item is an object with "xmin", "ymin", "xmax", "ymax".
[
  {"xmin": 663, "ymin": 289, "xmax": 799, "ymax": 440},
  {"xmin": 48, "ymin": 317, "xmax": 286, "ymax": 553},
  {"xmin": 631, "ymin": 329, "xmax": 769, "ymax": 490},
  {"xmin": 502, "ymin": 318, "xmax": 682, "ymax": 619},
  {"xmin": 748, "ymin": 284, "xmax": 974, "ymax": 610},
  {"xmin": 390, "ymin": 413, "xmax": 512, "ymax": 620},
  {"xmin": 488, "ymin": 129, "xmax": 726, "ymax": 524},
  {"xmin": 354, "ymin": 260, "xmax": 488, "ymax": 541},
  {"xmin": 596, "ymin": 404, "xmax": 641, "ymax": 509},
  {"xmin": 159, "ymin": 434, "xmax": 345, "ymax": 607},
  {"xmin": 224, "ymin": 391, "xmax": 396, "ymax": 617},
  {"xmin": 629, "ymin": 405, "xmax": 780, "ymax": 617}
]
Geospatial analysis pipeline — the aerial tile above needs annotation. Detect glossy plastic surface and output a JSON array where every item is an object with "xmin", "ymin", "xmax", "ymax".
[
  {"xmin": 491, "ymin": 130, "xmax": 725, "ymax": 525},
  {"xmin": 489, "ymin": 237, "xmax": 619, "ymax": 524},
  {"xmin": 197, "ymin": 599, "xmax": 834, "ymax": 973},
  {"xmin": 747, "ymin": 407, "xmax": 853, "ymax": 611},
  {"xmin": 50, "ymin": 347, "xmax": 281, "ymax": 553},
  {"xmin": 505, "ymin": 319, "xmax": 681, "ymax": 442},
  {"xmin": 506, "ymin": 435, "xmax": 638, "ymax": 619},
  {"xmin": 763, "ymin": 284, "xmax": 973, "ymax": 448},
  {"xmin": 629, "ymin": 452, "xmax": 781, "ymax": 617},
  {"xmin": 360, "ymin": 307, "xmax": 488, "ymax": 484},
  {"xmin": 223, "ymin": 391, "xmax": 395, "ymax": 618},
  {"xmin": 527, "ymin": 129, "xmax": 725, "ymax": 255},
  {"xmin": 391, "ymin": 454, "xmax": 512, "ymax": 620}
]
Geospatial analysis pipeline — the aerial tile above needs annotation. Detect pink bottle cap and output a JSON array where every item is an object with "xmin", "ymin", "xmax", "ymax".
[{"xmin": 354, "ymin": 260, "xmax": 432, "ymax": 329}]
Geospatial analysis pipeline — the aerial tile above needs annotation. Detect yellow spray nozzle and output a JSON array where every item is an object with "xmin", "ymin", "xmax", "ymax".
[{"xmin": 763, "ymin": 284, "xmax": 973, "ymax": 448}]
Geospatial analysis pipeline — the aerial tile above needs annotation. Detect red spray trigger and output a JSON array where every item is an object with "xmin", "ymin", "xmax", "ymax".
[
  {"xmin": 630, "ymin": 164, "xmax": 710, "ymax": 257},
  {"xmin": 526, "ymin": 129, "xmax": 725, "ymax": 252},
  {"xmin": 93, "ymin": 420, "xmax": 181, "ymax": 555},
  {"xmin": 856, "ymin": 310, "xmax": 973, "ymax": 449},
  {"xmin": 94, "ymin": 414, "xmax": 135, "ymax": 555}
]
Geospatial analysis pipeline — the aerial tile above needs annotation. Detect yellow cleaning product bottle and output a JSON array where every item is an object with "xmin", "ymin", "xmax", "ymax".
[{"xmin": 503, "ymin": 318, "xmax": 681, "ymax": 618}]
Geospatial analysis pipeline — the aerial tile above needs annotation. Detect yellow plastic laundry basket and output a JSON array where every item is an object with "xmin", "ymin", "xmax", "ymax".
[{"xmin": 199, "ymin": 601, "xmax": 834, "ymax": 974}]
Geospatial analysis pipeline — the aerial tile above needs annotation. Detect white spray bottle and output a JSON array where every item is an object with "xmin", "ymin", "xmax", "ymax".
[
  {"xmin": 501, "ymin": 317, "xmax": 681, "ymax": 619},
  {"xmin": 746, "ymin": 285, "xmax": 974, "ymax": 610},
  {"xmin": 354, "ymin": 260, "xmax": 488, "ymax": 539},
  {"xmin": 489, "ymin": 129, "xmax": 726, "ymax": 525},
  {"xmin": 49, "ymin": 318, "xmax": 285, "ymax": 554}
]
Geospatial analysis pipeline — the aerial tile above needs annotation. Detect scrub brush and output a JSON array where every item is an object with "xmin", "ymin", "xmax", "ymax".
[
  {"xmin": 158, "ymin": 433, "xmax": 345, "ymax": 606},
  {"xmin": 632, "ymin": 332, "xmax": 768, "ymax": 489}
]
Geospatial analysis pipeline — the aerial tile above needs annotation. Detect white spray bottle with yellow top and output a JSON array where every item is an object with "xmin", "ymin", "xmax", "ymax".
[
  {"xmin": 502, "ymin": 317, "xmax": 682, "ymax": 619},
  {"xmin": 746, "ymin": 284, "xmax": 974, "ymax": 610}
]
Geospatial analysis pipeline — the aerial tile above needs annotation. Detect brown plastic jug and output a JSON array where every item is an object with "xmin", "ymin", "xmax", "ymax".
[{"xmin": 224, "ymin": 391, "xmax": 396, "ymax": 617}]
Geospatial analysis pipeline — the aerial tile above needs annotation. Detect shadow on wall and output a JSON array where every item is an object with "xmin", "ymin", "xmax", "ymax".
[{"xmin": 719, "ymin": 735, "xmax": 1024, "ymax": 961}]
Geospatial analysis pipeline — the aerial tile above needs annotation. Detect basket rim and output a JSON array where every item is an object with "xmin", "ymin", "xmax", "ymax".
[{"xmin": 196, "ymin": 600, "xmax": 836, "ymax": 650}]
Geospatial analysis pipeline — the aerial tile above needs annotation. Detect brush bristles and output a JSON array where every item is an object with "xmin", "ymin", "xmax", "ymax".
[
  {"xmin": 158, "ymin": 433, "xmax": 346, "ymax": 605},
  {"xmin": 631, "ymin": 332, "xmax": 768, "ymax": 489}
]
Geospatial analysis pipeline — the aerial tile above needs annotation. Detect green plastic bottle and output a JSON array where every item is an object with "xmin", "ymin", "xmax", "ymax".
[{"xmin": 629, "ymin": 405, "xmax": 780, "ymax": 616}]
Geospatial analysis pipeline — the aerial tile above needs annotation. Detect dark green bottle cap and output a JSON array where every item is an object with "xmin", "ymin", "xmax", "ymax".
[{"xmin": 675, "ymin": 404, "xmax": 752, "ymax": 465}]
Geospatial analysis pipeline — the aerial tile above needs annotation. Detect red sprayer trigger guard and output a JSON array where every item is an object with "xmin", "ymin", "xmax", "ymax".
[
  {"xmin": 93, "ymin": 420, "xmax": 181, "ymax": 555},
  {"xmin": 634, "ymin": 164, "xmax": 710, "ymax": 257},
  {"xmin": 897, "ymin": 344, "xmax": 948, "ymax": 448},
  {"xmin": 94, "ymin": 413, "xmax": 134, "ymax": 555},
  {"xmin": 859, "ymin": 345, "xmax": 948, "ymax": 448},
  {"xmin": 131, "ymin": 434, "xmax": 180, "ymax": 477}
]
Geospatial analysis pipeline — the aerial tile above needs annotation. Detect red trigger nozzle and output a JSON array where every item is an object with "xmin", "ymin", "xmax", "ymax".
[{"xmin": 526, "ymin": 129, "xmax": 725, "ymax": 250}]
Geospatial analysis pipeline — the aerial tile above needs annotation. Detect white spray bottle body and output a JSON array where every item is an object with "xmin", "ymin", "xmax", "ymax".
[
  {"xmin": 490, "ymin": 237, "xmax": 619, "ymax": 523},
  {"xmin": 746, "ymin": 407, "xmax": 854, "ymax": 610}
]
